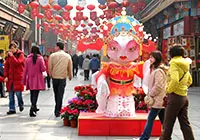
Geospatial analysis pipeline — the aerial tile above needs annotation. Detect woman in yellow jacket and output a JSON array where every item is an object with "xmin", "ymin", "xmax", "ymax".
[{"xmin": 159, "ymin": 45, "xmax": 195, "ymax": 140}]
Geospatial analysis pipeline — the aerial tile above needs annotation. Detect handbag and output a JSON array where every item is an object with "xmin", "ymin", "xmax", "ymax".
[
  {"xmin": 144, "ymin": 95, "xmax": 154, "ymax": 107},
  {"xmin": 163, "ymin": 72, "xmax": 187, "ymax": 107}
]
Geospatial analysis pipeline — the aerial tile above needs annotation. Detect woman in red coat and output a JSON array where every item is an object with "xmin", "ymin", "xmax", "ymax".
[
  {"xmin": 23, "ymin": 46, "xmax": 46, "ymax": 117},
  {"xmin": 4, "ymin": 41, "xmax": 25, "ymax": 115}
]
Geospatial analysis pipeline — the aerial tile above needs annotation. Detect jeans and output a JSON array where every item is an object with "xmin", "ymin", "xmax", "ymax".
[
  {"xmin": 140, "ymin": 108, "xmax": 165, "ymax": 140},
  {"xmin": 9, "ymin": 84, "xmax": 24, "ymax": 111},
  {"xmin": 52, "ymin": 78, "xmax": 66, "ymax": 116}
]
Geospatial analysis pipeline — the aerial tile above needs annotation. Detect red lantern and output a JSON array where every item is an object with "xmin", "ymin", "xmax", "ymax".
[
  {"xmin": 108, "ymin": 2, "xmax": 118, "ymax": 9},
  {"xmin": 65, "ymin": 24, "xmax": 71, "ymax": 29},
  {"xmin": 83, "ymin": 16, "xmax": 88, "ymax": 21},
  {"xmin": 55, "ymin": 15, "xmax": 62, "ymax": 21},
  {"xmin": 90, "ymin": 27, "xmax": 97, "ymax": 34},
  {"xmin": 87, "ymin": 4, "xmax": 95, "ymax": 11},
  {"xmin": 82, "ymin": 29, "xmax": 88, "ymax": 35},
  {"xmin": 42, "ymin": 4, "xmax": 51, "ymax": 10},
  {"xmin": 45, "ymin": 9, "xmax": 53, "ymax": 20},
  {"xmin": 44, "ymin": 26, "xmax": 50, "ymax": 32},
  {"xmin": 88, "ymin": 23, "xmax": 93, "ymax": 27},
  {"xmin": 95, "ymin": 19, "xmax": 100, "ymax": 26},
  {"xmin": 104, "ymin": 10, "xmax": 113, "ymax": 19},
  {"xmin": 62, "ymin": 11, "xmax": 71, "ymax": 21},
  {"xmin": 53, "ymin": 28, "xmax": 59, "ymax": 35},
  {"xmin": 30, "ymin": 1, "xmax": 39, "ymax": 9},
  {"xmin": 90, "ymin": 11, "xmax": 97, "ymax": 21},
  {"xmin": 50, "ymin": 23, "xmax": 56, "ymax": 27},
  {"xmin": 31, "ymin": 8, "xmax": 39, "ymax": 19},
  {"xmin": 37, "ymin": 13, "xmax": 44, "ymax": 19},
  {"xmin": 98, "ymin": 5, "xmax": 106, "ymax": 10},
  {"xmin": 76, "ymin": 12, "xmax": 83, "ymax": 21},
  {"xmin": 76, "ymin": 6, "xmax": 84, "ymax": 11},
  {"xmin": 43, "ymin": 22, "xmax": 48, "ymax": 26},
  {"xmin": 58, "ymin": 23, "xmax": 64, "ymax": 28},
  {"xmin": 129, "ymin": 3, "xmax": 139, "ymax": 14},
  {"xmin": 53, "ymin": 4, "xmax": 62, "ymax": 11},
  {"xmin": 99, "ymin": 15, "xmax": 105, "ymax": 19},
  {"xmin": 64, "ymin": 5, "xmax": 73, "ymax": 11},
  {"xmin": 122, "ymin": 0, "xmax": 130, "ymax": 7},
  {"xmin": 81, "ymin": 24, "xmax": 86, "ymax": 28},
  {"xmin": 18, "ymin": 4, "xmax": 26, "ymax": 14}
]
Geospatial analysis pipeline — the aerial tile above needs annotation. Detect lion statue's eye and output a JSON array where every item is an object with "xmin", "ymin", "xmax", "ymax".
[{"xmin": 129, "ymin": 47, "xmax": 135, "ymax": 52}]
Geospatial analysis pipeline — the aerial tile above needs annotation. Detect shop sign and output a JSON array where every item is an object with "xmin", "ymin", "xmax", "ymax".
[
  {"xmin": 173, "ymin": 21, "xmax": 184, "ymax": 36},
  {"xmin": 163, "ymin": 26, "xmax": 171, "ymax": 39}
]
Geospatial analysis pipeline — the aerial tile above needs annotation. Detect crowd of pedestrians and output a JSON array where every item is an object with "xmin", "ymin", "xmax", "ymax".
[{"xmin": 0, "ymin": 40, "xmax": 195, "ymax": 139}]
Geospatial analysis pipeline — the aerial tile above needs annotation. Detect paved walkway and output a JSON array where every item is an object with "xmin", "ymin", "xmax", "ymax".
[{"xmin": 0, "ymin": 73, "xmax": 199, "ymax": 140}]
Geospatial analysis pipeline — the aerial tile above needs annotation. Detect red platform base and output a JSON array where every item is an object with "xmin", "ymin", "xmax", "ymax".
[{"xmin": 78, "ymin": 112, "xmax": 161, "ymax": 136}]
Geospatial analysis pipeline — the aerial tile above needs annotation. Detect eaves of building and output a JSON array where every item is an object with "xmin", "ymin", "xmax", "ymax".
[
  {"xmin": 139, "ymin": 0, "xmax": 189, "ymax": 23},
  {"xmin": 0, "ymin": 1, "xmax": 32, "ymax": 28}
]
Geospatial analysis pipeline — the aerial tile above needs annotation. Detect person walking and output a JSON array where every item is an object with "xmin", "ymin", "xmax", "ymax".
[
  {"xmin": 140, "ymin": 51, "xmax": 167, "ymax": 140},
  {"xmin": 89, "ymin": 54, "xmax": 100, "ymax": 74},
  {"xmin": 0, "ymin": 58, "xmax": 6, "ymax": 98},
  {"xmin": 159, "ymin": 45, "xmax": 195, "ymax": 140},
  {"xmin": 82, "ymin": 55, "xmax": 90, "ymax": 80},
  {"xmin": 44, "ymin": 55, "xmax": 51, "ymax": 89},
  {"xmin": 49, "ymin": 42, "xmax": 72, "ymax": 117},
  {"xmin": 4, "ymin": 41, "xmax": 25, "ymax": 115},
  {"xmin": 23, "ymin": 46, "xmax": 46, "ymax": 117},
  {"xmin": 72, "ymin": 53, "xmax": 79, "ymax": 77}
]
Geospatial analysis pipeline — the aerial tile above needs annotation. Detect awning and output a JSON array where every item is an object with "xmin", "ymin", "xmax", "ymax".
[{"xmin": 140, "ymin": 0, "xmax": 189, "ymax": 23}]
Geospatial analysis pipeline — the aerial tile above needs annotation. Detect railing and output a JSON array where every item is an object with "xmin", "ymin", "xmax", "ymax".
[{"xmin": 1, "ymin": 0, "xmax": 30, "ymax": 17}]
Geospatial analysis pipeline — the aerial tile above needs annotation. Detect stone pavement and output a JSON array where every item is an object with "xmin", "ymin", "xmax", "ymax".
[{"xmin": 0, "ymin": 74, "xmax": 199, "ymax": 140}]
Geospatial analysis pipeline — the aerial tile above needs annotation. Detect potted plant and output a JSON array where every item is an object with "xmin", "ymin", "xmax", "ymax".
[
  {"xmin": 60, "ymin": 106, "xmax": 70, "ymax": 126},
  {"xmin": 60, "ymin": 85, "xmax": 98, "ymax": 127},
  {"xmin": 134, "ymin": 87, "xmax": 148, "ymax": 112},
  {"xmin": 68, "ymin": 108, "xmax": 79, "ymax": 128}
]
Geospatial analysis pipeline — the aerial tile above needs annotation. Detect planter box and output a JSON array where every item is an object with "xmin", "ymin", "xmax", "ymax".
[{"xmin": 78, "ymin": 112, "xmax": 161, "ymax": 136}]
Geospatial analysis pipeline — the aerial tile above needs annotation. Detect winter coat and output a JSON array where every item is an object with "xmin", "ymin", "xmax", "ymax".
[
  {"xmin": 82, "ymin": 58, "xmax": 90, "ymax": 70},
  {"xmin": 148, "ymin": 65, "xmax": 168, "ymax": 109},
  {"xmin": 72, "ymin": 54, "xmax": 79, "ymax": 68},
  {"xmin": 89, "ymin": 57, "xmax": 100, "ymax": 70},
  {"xmin": 4, "ymin": 49, "xmax": 25, "ymax": 91},
  {"xmin": 166, "ymin": 56, "xmax": 192, "ymax": 96},
  {"xmin": 44, "ymin": 59, "xmax": 49, "ymax": 74},
  {"xmin": 23, "ymin": 54, "xmax": 46, "ymax": 90}
]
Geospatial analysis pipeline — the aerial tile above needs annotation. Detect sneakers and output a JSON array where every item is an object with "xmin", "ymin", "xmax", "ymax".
[
  {"xmin": 7, "ymin": 110, "xmax": 16, "ymax": 115},
  {"xmin": 19, "ymin": 106, "xmax": 24, "ymax": 112}
]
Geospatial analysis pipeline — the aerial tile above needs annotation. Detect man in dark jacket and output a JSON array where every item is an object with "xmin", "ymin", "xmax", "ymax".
[
  {"xmin": 72, "ymin": 53, "xmax": 79, "ymax": 77},
  {"xmin": 4, "ymin": 41, "xmax": 25, "ymax": 115},
  {"xmin": 89, "ymin": 54, "xmax": 100, "ymax": 74}
]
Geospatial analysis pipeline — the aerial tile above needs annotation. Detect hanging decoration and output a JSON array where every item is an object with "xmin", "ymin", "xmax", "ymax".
[
  {"xmin": 97, "ymin": 0, "xmax": 107, "ymax": 5},
  {"xmin": 18, "ymin": 4, "xmax": 26, "ymax": 14},
  {"xmin": 39, "ymin": 0, "xmax": 49, "ymax": 6},
  {"xmin": 58, "ymin": 0, "xmax": 68, "ymax": 7},
  {"xmin": 29, "ymin": 1, "xmax": 39, "ymax": 9},
  {"xmin": 53, "ymin": 4, "xmax": 62, "ymax": 10},
  {"xmin": 16, "ymin": 0, "xmax": 155, "ymax": 53},
  {"xmin": 31, "ymin": 8, "xmax": 39, "ymax": 19},
  {"xmin": 21, "ymin": 0, "xmax": 31, "ymax": 5}
]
